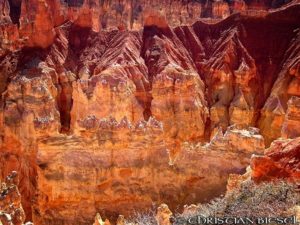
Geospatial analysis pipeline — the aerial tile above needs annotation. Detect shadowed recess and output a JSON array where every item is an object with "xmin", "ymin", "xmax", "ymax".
[
  {"xmin": 63, "ymin": 0, "xmax": 84, "ymax": 7},
  {"xmin": 7, "ymin": 0, "xmax": 21, "ymax": 26}
]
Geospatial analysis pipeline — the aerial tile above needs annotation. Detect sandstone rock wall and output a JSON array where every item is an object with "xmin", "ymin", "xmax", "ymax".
[
  {"xmin": 0, "ymin": 1, "xmax": 299, "ymax": 224},
  {"xmin": 259, "ymin": 28, "xmax": 300, "ymax": 145},
  {"xmin": 251, "ymin": 137, "xmax": 300, "ymax": 182},
  {"xmin": 32, "ymin": 119, "xmax": 262, "ymax": 224},
  {"xmin": 0, "ymin": 0, "xmax": 295, "ymax": 53}
]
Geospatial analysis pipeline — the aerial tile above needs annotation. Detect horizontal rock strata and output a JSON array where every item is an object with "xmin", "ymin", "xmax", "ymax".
[{"xmin": 0, "ymin": 1, "xmax": 299, "ymax": 224}]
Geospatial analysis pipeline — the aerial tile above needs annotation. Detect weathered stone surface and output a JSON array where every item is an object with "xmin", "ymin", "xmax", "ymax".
[
  {"xmin": 18, "ymin": 0, "xmax": 55, "ymax": 48},
  {"xmin": 32, "ymin": 115, "xmax": 263, "ymax": 224},
  {"xmin": 155, "ymin": 204, "xmax": 172, "ymax": 225},
  {"xmin": 205, "ymin": 125, "xmax": 265, "ymax": 153},
  {"xmin": 93, "ymin": 213, "xmax": 111, "ymax": 225},
  {"xmin": 212, "ymin": 0, "xmax": 230, "ymax": 19},
  {"xmin": 142, "ymin": 20, "xmax": 208, "ymax": 154},
  {"xmin": 116, "ymin": 215, "xmax": 126, "ymax": 225},
  {"xmin": 251, "ymin": 137, "xmax": 300, "ymax": 182},
  {"xmin": 0, "ymin": 0, "xmax": 22, "ymax": 56},
  {"xmin": 225, "ymin": 136, "xmax": 300, "ymax": 195},
  {"xmin": 259, "ymin": 28, "xmax": 300, "ymax": 146},
  {"xmin": 282, "ymin": 96, "xmax": 300, "ymax": 139},
  {"xmin": 0, "ymin": 1, "xmax": 299, "ymax": 225},
  {"xmin": 1, "ymin": 0, "xmax": 295, "ymax": 53},
  {"xmin": 0, "ymin": 172, "xmax": 26, "ymax": 225}
]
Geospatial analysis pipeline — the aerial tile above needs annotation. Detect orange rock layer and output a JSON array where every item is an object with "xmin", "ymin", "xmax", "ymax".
[
  {"xmin": 251, "ymin": 137, "xmax": 300, "ymax": 182},
  {"xmin": 0, "ymin": 1, "xmax": 299, "ymax": 224},
  {"xmin": 0, "ymin": 0, "xmax": 295, "ymax": 52},
  {"xmin": 226, "ymin": 136, "xmax": 300, "ymax": 193}
]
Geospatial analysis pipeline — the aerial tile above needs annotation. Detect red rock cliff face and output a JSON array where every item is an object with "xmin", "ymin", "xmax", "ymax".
[
  {"xmin": 0, "ymin": 0, "xmax": 300, "ymax": 224},
  {"xmin": 251, "ymin": 137, "xmax": 300, "ymax": 182},
  {"xmin": 0, "ymin": 0, "xmax": 295, "ymax": 52}
]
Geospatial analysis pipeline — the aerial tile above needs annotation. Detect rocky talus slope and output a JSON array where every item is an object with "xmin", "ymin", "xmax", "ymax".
[{"xmin": 0, "ymin": 0, "xmax": 300, "ymax": 224}]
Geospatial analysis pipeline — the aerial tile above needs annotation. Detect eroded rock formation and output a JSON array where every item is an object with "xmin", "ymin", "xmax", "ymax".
[
  {"xmin": 155, "ymin": 204, "xmax": 172, "ymax": 225},
  {"xmin": 225, "ymin": 136, "xmax": 300, "ymax": 193},
  {"xmin": 0, "ymin": 0, "xmax": 299, "ymax": 224},
  {"xmin": 93, "ymin": 213, "xmax": 111, "ymax": 225},
  {"xmin": 251, "ymin": 137, "xmax": 300, "ymax": 182},
  {"xmin": 0, "ymin": 0, "xmax": 296, "ymax": 54},
  {"xmin": 259, "ymin": 27, "xmax": 300, "ymax": 145},
  {"xmin": 0, "ymin": 171, "xmax": 26, "ymax": 225}
]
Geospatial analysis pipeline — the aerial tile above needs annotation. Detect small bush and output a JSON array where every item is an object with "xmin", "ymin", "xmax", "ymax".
[
  {"xmin": 126, "ymin": 209, "xmax": 158, "ymax": 225},
  {"xmin": 125, "ymin": 181, "xmax": 300, "ymax": 225},
  {"xmin": 178, "ymin": 180, "xmax": 300, "ymax": 222}
]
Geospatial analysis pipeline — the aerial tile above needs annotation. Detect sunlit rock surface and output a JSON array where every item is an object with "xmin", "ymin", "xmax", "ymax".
[
  {"xmin": 0, "ymin": 0, "xmax": 299, "ymax": 224},
  {"xmin": 251, "ymin": 137, "xmax": 300, "ymax": 182}
]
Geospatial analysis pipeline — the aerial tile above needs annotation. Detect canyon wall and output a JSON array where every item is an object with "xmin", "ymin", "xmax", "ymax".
[
  {"xmin": 0, "ymin": 0, "xmax": 300, "ymax": 224},
  {"xmin": 251, "ymin": 137, "xmax": 300, "ymax": 182},
  {"xmin": 0, "ymin": 0, "xmax": 295, "ymax": 53}
]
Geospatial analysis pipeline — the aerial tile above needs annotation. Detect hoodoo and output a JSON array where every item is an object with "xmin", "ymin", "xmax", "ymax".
[{"xmin": 0, "ymin": 0, "xmax": 300, "ymax": 224}]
